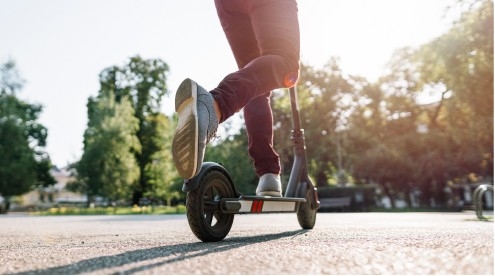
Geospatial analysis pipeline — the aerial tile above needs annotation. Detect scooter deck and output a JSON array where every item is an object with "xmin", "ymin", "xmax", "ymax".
[{"xmin": 221, "ymin": 195, "xmax": 306, "ymax": 214}]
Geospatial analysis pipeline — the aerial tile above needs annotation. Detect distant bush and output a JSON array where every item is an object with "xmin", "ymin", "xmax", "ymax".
[{"xmin": 31, "ymin": 205, "xmax": 187, "ymax": 216}]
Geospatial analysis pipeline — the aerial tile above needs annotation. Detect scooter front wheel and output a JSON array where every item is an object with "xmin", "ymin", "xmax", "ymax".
[
  {"xmin": 297, "ymin": 183, "xmax": 317, "ymax": 229},
  {"xmin": 186, "ymin": 169, "xmax": 235, "ymax": 242}
]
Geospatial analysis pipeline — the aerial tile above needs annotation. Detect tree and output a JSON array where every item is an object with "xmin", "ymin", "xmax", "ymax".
[
  {"xmin": 142, "ymin": 113, "xmax": 181, "ymax": 206},
  {"xmin": 0, "ymin": 117, "xmax": 37, "ymax": 199},
  {"xmin": 275, "ymin": 60, "xmax": 361, "ymax": 187},
  {"xmin": 415, "ymin": 0, "xmax": 493, "ymax": 180},
  {"xmin": 97, "ymin": 56, "xmax": 170, "ymax": 204},
  {"xmin": 205, "ymin": 127, "xmax": 256, "ymax": 195},
  {"xmin": 74, "ymin": 90, "xmax": 141, "ymax": 202},
  {"xmin": 347, "ymin": 0, "xmax": 493, "ymax": 208},
  {"xmin": 35, "ymin": 156, "xmax": 57, "ymax": 188},
  {"xmin": 0, "ymin": 60, "xmax": 55, "ymax": 211}
]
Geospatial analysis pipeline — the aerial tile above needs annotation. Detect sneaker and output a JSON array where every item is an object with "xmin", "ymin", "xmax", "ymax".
[
  {"xmin": 256, "ymin": 173, "xmax": 282, "ymax": 197},
  {"xmin": 172, "ymin": 78, "xmax": 219, "ymax": 179}
]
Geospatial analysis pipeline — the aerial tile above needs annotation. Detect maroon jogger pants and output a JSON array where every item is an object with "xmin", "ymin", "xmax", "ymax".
[{"xmin": 211, "ymin": 0, "xmax": 300, "ymax": 177}]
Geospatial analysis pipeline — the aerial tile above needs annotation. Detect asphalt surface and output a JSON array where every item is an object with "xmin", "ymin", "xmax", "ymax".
[{"xmin": 0, "ymin": 211, "xmax": 493, "ymax": 275}]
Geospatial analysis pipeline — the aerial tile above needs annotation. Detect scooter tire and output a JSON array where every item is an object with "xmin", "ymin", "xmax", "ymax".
[{"xmin": 186, "ymin": 169, "xmax": 235, "ymax": 242}]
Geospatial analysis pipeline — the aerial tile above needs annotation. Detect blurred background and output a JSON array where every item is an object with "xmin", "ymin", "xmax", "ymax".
[{"xmin": 0, "ymin": 0, "xmax": 492, "ymax": 214}]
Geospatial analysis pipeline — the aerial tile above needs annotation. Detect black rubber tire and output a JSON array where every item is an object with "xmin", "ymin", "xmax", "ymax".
[
  {"xmin": 297, "ymin": 184, "xmax": 317, "ymax": 229},
  {"xmin": 186, "ymin": 169, "xmax": 235, "ymax": 242}
]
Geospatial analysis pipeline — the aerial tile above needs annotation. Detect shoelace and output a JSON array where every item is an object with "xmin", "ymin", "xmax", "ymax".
[{"xmin": 207, "ymin": 132, "xmax": 220, "ymax": 144}]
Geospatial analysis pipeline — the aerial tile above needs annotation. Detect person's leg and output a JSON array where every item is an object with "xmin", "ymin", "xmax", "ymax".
[
  {"xmin": 214, "ymin": 0, "xmax": 260, "ymax": 79},
  {"xmin": 211, "ymin": 0, "xmax": 300, "ymax": 122},
  {"xmin": 173, "ymin": 0, "xmax": 299, "ymax": 181},
  {"xmin": 213, "ymin": 0, "xmax": 300, "ymax": 177},
  {"xmin": 213, "ymin": 0, "xmax": 260, "ymax": 123},
  {"xmin": 243, "ymin": 93, "xmax": 280, "ymax": 177},
  {"xmin": 214, "ymin": 0, "xmax": 280, "ymax": 178}
]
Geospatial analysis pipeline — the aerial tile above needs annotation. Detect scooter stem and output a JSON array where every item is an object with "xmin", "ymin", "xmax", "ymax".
[
  {"xmin": 285, "ymin": 86, "xmax": 311, "ymax": 198},
  {"xmin": 289, "ymin": 86, "xmax": 302, "ymax": 130}
]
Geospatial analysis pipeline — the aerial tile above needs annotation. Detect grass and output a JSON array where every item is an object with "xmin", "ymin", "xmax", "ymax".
[
  {"xmin": 28, "ymin": 205, "xmax": 491, "ymax": 216},
  {"xmin": 31, "ymin": 204, "xmax": 187, "ymax": 216},
  {"xmin": 368, "ymin": 207, "xmax": 463, "ymax": 212}
]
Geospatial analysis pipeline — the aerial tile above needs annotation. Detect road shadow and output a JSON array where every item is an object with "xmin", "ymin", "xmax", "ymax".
[{"xmin": 15, "ymin": 229, "xmax": 309, "ymax": 275}]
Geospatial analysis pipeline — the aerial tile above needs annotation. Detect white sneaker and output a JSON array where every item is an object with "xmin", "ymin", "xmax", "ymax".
[{"xmin": 256, "ymin": 173, "xmax": 282, "ymax": 197}]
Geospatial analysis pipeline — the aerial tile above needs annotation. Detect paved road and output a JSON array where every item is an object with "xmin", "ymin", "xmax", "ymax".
[{"xmin": 0, "ymin": 211, "xmax": 493, "ymax": 274}]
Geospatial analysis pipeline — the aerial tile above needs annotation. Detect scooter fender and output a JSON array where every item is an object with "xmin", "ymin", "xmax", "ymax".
[{"xmin": 181, "ymin": 162, "xmax": 236, "ymax": 193}]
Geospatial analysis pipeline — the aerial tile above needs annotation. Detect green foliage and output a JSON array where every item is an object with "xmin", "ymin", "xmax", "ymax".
[
  {"xmin": 342, "ymin": 1, "xmax": 492, "ymax": 206},
  {"xmin": 0, "ymin": 60, "xmax": 54, "ymax": 201},
  {"xmin": 142, "ymin": 114, "xmax": 181, "ymax": 205},
  {"xmin": 97, "ymin": 56, "xmax": 171, "ymax": 203},
  {"xmin": 270, "ymin": 1, "xmax": 493, "ymax": 208},
  {"xmin": 26, "ymin": 1, "xmax": 495, "ymax": 211},
  {"xmin": 205, "ymin": 127, "xmax": 257, "ymax": 195},
  {"xmin": 0, "ymin": 60, "xmax": 24, "ymax": 95},
  {"xmin": 98, "ymin": 56, "xmax": 169, "ymax": 117},
  {"xmin": 415, "ymin": 0, "xmax": 493, "ymax": 177},
  {"xmin": 35, "ymin": 157, "xmax": 56, "ymax": 188},
  {"xmin": 74, "ymin": 56, "xmax": 179, "ymax": 205},
  {"xmin": 32, "ymin": 204, "xmax": 186, "ymax": 216},
  {"xmin": 0, "ymin": 117, "xmax": 37, "ymax": 197},
  {"xmin": 75, "ymin": 90, "xmax": 141, "ymax": 201},
  {"xmin": 273, "ymin": 60, "xmax": 361, "ymax": 187}
]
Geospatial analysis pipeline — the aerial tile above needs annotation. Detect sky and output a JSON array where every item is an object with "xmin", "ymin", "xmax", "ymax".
[{"xmin": 0, "ymin": 0, "xmax": 457, "ymax": 168}]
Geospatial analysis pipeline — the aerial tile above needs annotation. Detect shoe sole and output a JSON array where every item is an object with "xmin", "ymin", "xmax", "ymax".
[
  {"xmin": 256, "ymin": 191, "xmax": 282, "ymax": 197},
  {"xmin": 172, "ymin": 79, "xmax": 199, "ymax": 179}
]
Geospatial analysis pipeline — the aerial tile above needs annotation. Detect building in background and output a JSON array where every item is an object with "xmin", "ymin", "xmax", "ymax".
[{"xmin": 11, "ymin": 167, "xmax": 86, "ymax": 211}]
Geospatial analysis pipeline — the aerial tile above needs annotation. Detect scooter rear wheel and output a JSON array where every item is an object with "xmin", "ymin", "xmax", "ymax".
[{"xmin": 186, "ymin": 169, "xmax": 235, "ymax": 242}]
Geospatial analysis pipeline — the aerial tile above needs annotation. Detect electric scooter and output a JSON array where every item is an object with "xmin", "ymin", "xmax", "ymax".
[{"xmin": 182, "ymin": 85, "xmax": 320, "ymax": 242}]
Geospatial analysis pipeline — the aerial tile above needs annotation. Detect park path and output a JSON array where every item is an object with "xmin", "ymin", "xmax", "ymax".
[{"xmin": 0, "ymin": 211, "xmax": 492, "ymax": 274}]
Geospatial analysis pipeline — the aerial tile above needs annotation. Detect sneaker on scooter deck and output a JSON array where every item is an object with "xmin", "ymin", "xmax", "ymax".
[
  {"xmin": 256, "ymin": 173, "xmax": 282, "ymax": 197},
  {"xmin": 172, "ymin": 78, "xmax": 218, "ymax": 179}
]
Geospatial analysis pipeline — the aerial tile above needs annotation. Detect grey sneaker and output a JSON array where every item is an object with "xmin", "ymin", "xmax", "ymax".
[
  {"xmin": 172, "ymin": 78, "xmax": 218, "ymax": 179},
  {"xmin": 256, "ymin": 173, "xmax": 282, "ymax": 197}
]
